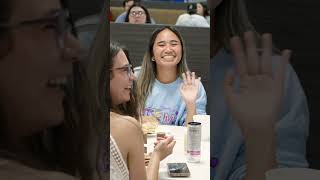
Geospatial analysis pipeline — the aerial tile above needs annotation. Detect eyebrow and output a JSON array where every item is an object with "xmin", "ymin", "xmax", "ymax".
[
  {"xmin": 0, "ymin": 8, "xmax": 65, "ymax": 28},
  {"xmin": 157, "ymin": 40, "xmax": 180, "ymax": 44},
  {"xmin": 114, "ymin": 64, "xmax": 130, "ymax": 69},
  {"xmin": 170, "ymin": 40, "xmax": 179, "ymax": 43},
  {"xmin": 121, "ymin": 64, "xmax": 130, "ymax": 67}
]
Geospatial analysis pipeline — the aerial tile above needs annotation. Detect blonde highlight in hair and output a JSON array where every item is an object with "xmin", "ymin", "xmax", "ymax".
[{"xmin": 136, "ymin": 26, "xmax": 189, "ymax": 113}]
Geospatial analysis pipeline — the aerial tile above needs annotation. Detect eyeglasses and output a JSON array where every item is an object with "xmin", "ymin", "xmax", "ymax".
[
  {"xmin": 111, "ymin": 64, "xmax": 134, "ymax": 78},
  {"xmin": 129, "ymin": 11, "xmax": 146, "ymax": 17},
  {"xmin": 0, "ymin": 9, "xmax": 72, "ymax": 49}
]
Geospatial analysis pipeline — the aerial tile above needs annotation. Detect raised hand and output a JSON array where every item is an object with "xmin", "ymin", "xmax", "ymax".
[
  {"xmin": 224, "ymin": 31, "xmax": 290, "ymax": 135},
  {"xmin": 180, "ymin": 71, "xmax": 200, "ymax": 104}
]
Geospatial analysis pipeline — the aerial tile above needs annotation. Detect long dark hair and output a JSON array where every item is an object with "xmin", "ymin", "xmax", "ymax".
[
  {"xmin": 124, "ymin": 3, "xmax": 152, "ymax": 24},
  {"xmin": 0, "ymin": 0, "xmax": 103, "ymax": 179},
  {"xmin": 199, "ymin": 2, "xmax": 210, "ymax": 17},
  {"xmin": 110, "ymin": 41, "xmax": 140, "ymax": 120},
  {"xmin": 136, "ymin": 26, "xmax": 189, "ymax": 113}
]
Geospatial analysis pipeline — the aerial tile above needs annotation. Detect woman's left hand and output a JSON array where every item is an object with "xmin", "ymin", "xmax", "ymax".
[
  {"xmin": 224, "ymin": 32, "xmax": 290, "ymax": 135},
  {"xmin": 180, "ymin": 71, "xmax": 200, "ymax": 104}
]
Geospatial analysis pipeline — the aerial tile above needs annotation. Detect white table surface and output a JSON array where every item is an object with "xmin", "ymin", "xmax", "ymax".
[
  {"xmin": 265, "ymin": 168, "xmax": 320, "ymax": 180},
  {"xmin": 147, "ymin": 125, "xmax": 210, "ymax": 180}
]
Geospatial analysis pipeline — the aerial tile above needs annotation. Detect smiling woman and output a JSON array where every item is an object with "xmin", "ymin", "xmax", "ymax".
[
  {"xmin": 109, "ymin": 42, "xmax": 140, "ymax": 119},
  {"xmin": 136, "ymin": 26, "xmax": 207, "ymax": 126},
  {"xmin": 0, "ymin": 0, "xmax": 103, "ymax": 179},
  {"xmin": 110, "ymin": 51, "xmax": 135, "ymax": 102}
]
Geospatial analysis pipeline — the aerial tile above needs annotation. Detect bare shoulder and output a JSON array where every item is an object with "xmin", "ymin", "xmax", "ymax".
[
  {"xmin": 0, "ymin": 159, "xmax": 77, "ymax": 180},
  {"xmin": 110, "ymin": 112, "xmax": 142, "ymax": 134},
  {"xmin": 110, "ymin": 112, "xmax": 144, "ymax": 162}
]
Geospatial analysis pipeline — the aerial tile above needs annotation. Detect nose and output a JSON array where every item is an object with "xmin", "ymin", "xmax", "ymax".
[
  {"xmin": 129, "ymin": 71, "xmax": 136, "ymax": 81},
  {"xmin": 61, "ymin": 32, "xmax": 86, "ymax": 63},
  {"xmin": 164, "ymin": 44, "xmax": 173, "ymax": 53}
]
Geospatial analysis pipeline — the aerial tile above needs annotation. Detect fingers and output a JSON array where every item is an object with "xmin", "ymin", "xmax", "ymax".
[
  {"xmin": 224, "ymin": 69, "xmax": 236, "ymax": 102},
  {"xmin": 185, "ymin": 71, "xmax": 192, "ymax": 85},
  {"xmin": 156, "ymin": 136, "xmax": 173, "ymax": 143},
  {"xmin": 182, "ymin": 72, "xmax": 187, "ymax": 86},
  {"xmin": 186, "ymin": 71, "xmax": 192, "ymax": 85},
  {"xmin": 168, "ymin": 139, "xmax": 176, "ymax": 150},
  {"xmin": 275, "ymin": 49, "xmax": 290, "ymax": 91},
  {"xmin": 155, "ymin": 136, "xmax": 175, "ymax": 147},
  {"xmin": 261, "ymin": 33, "xmax": 273, "ymax": 76},
  {"xmin": 164, "ymin": 136, "xmax": 176, "ymax": 153},
  {"xmin": 231, "ymin": 31, "xmax": 275, "ymax": 78},
  {"xmin": 182, "ymin": 71, "xmax": 198, "ymax": 86},
  {"xmin": 192, "ymin": 72, "xmax": 195, "ymax": 85},
  {"xmin": 244, "ymin": 31, "xmax": 259, "ymax": 75},
  {"xmin": 156, "ymin": 136, "xmax": 167, "ymax": 141},
  {"xmin": 163, "ymin": 136, "xmax": 174, "ymax": 143},
  {"xmin": 230, "ymin": 36, "xmax": 248, "ymax": 78}
]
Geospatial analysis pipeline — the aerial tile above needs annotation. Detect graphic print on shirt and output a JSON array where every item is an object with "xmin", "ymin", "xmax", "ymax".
[{"xmin": 144, "ymin": 106, "xmax": 179, "ymax": 125}]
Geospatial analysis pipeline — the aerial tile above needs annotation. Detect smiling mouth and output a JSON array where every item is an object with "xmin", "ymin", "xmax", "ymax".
[
  {"xmin": 161, "ymin": 55, "xmax": 176, "ymax": 58},
  {"xmin": 124, "ymin": 85, "xmax": 133, "ymax": 91}
]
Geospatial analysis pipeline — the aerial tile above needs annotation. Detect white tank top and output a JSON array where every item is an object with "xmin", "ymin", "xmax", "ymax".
[{"xmin": 110, "ymin": 135, "xmax": 129, "ymax": 180}]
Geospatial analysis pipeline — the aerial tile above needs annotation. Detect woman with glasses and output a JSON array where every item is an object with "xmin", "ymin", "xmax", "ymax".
[
  {"xmin": 94, "ymin": 41, "xmax": 175, "ymax": 180},
  {"xmin": 0, "ymin": 0, "xmax": 105, "ymax": 179},
  {"xmin": 124, "ymin": 3, "xmax": 152, "ymax": 24},
  {"xmin": 136, "ymin": 26, "xmax": 207, "ymax": 126},
  {"xmin": 210, "ymin": 0, "xmax": 309, "ymax": 179}
]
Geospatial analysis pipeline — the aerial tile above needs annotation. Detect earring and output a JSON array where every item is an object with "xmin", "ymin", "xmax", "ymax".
[{"xmin": 151, "ymin": 57, "xmax": 155, "ymax": 61}]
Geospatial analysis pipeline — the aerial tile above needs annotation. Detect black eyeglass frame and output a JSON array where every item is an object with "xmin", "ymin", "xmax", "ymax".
[
  {"xmin": 111, "ymin": 64, "xmax": 135, "ymax": 78},
  {"xmin": 0, "ymin": 9, "xmax": 75, "ymax": 48}
]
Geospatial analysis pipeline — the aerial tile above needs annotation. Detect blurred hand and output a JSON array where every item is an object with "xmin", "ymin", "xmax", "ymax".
[
  {"xmin": 180, "ymin": 71, "xmax": 200, "ymax": 104},
  {"xmin": 224, "ymin": 31, "xmax": 290, "ymax": 135},
  {"xmin": 153, "ymin": 136, "xmax": 176, "ymax": 161},
  {"xmin": 154, "ymin": 135, "xmax": 168, "ymax": 147}
]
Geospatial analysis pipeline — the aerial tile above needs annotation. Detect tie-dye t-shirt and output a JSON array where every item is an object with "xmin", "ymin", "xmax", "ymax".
[{"xmin": 144, "ymin": 77, "xmax": 207, "ymax": 126}]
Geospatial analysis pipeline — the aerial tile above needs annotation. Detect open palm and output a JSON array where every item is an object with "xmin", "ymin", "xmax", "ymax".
[
  {"xmin": 180, "ymin": 72, "xmax": 200, "ymax": 104},
  {"xmin": 224, "ymin": 32, "xmax": 290, "ymax": 133}
]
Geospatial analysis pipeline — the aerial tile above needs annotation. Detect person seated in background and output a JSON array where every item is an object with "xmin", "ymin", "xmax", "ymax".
[
  {"xmin": 124, "ymin": 3, "xmax": 153, "ymax": 24},
  {"xmin": 196, "ymin": 2, "xmax": 210, "ymax": 25},
  {"xmin": 115, "ymin": 0, "xmax": 134, "ymax": 23},
  {"xmin": 116, "ymin": 0, "xmax": 156, "ymax": 24},
  {"xmin": 176, "ymin": 3, "xmax": 209, "ymax": 27}
]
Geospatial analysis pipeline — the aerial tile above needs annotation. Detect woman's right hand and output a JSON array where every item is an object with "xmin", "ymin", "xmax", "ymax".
[{"xmin": 153, "ymin": 136, "xmax": 176, "ymax": 161}]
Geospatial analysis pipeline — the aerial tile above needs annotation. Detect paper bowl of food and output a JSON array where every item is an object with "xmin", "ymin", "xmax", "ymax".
[{"xmin": 141, "ymin": 116, "xmax": 159, "ymax": 136}]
